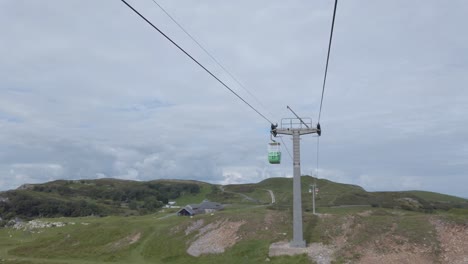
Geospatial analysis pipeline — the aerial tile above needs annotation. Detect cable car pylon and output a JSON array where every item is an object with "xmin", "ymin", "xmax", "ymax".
[{"xmin": 270, "ymin": 106, "xmax": 321, "ymax": 248}]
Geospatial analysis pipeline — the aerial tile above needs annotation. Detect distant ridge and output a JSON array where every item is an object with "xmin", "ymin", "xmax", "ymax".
[{"xmin": 0, "ymin": 176, "xmax": 467, "ymax": 221}]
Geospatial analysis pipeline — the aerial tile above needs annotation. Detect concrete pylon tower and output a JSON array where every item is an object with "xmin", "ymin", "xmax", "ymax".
[{"xmin": 271, "ymin": 110, "xmax": 320, "ymax": 248}]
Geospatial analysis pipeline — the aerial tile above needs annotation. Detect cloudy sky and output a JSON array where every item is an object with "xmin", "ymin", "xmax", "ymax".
[{"xmin": 1, "ymin": 0, "xmax": 467, "ymax": 197}]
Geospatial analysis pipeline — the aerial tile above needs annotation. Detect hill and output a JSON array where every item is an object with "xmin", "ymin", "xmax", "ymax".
[
  {"xmin": 222, "ymin": 176, "xmax": 468, "ymax": 213},
  {"xmin": 1, "ymin": 199, "xmax": 467, "ymax": 263},
  {"xmin": 1, "ymin": 176, "xmax": 467, "ymax": 222},
  {"xmin": 0, "ymin": 179, "xmax": 205, "ymax": 220},
  {"xmin": 1, "ymin": 176, "xmax": 468, "ymax": 263}
]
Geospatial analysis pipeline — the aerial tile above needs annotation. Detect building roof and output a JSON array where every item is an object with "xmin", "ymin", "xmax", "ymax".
[
  {"xmin": 179, "ymin": 207, "xmax": 195, "ymax": 215},
  {"xmin": 178, "ymin": 201, "xmax": 223, "ymax": 216},
  {"xmin": 188, "ymin": 201, "xmax": 223, "ymax": 210},
  {"xmin": 199, "ymin": 201, "xmax": 223, "ymax": 210}
]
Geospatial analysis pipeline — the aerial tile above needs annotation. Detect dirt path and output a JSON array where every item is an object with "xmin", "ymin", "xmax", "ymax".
[
  {"xmin": 156, "ymin": 213, "xmax": 177, "ymax": 220},
  {"xmin": 266, "ymin": 189, "xmax": 275, "ymax": 204},
  {"xmin": 219, "ymin": 186, "xmax": 259, "ymax": 203},
  {"xmin": 269, "ymin": 241, "xmax": 335, "ymax": 264}
]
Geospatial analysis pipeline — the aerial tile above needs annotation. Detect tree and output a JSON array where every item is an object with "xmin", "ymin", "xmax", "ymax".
[{"xmin": 143, "ymin": 197, "xmax": 163, "ymax": 211}]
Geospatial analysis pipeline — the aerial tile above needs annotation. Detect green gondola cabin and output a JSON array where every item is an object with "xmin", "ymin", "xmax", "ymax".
[{"xmin": 268, "ymin": 142, "xmax": 281, "ymax": 164}]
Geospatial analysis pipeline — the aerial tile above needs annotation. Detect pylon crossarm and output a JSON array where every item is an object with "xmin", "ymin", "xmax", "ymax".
[
  {"xmin": 287, "ymin": 106, "xmax": 310, "ymax": 128},
  {"xmin": 275, "ymin": 128, "xmax": 320, "ymax": 136}
]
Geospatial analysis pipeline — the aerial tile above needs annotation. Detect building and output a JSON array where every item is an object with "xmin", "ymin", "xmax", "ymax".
[
  {"xmin": 177, "ymin": 200, "xmax": 224, "ymax": 216},
  {"xmin": 164, "ymin": 201, "xmax": 180, "ymax": 208}
]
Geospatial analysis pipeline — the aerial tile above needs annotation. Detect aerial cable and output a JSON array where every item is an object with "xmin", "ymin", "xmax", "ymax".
[
  {"xmin": 279, "ymin": 136, "xmax": 293, "ymax": 162},
  {"xmin": 149, "ymin": 0, "xmax": 276, "ymax": 121},
  {"xmin": 120, "ymin": 0, "xmax": 274, "ymax": 124},
  {"xmin": 315, "ymin": 137, "xmax": 320, "ymax": 178},
  {"xmin": 316, "ymin": 0, "xmax": 338, "ymax": 180},
  {"xmin": 318, "ymin": 0, "xmax": 338, "ymax": 123}
]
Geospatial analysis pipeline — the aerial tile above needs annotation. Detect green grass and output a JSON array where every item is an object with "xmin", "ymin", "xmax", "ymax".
[
  {"xmin": 223, "ymin": 185, "xmax": 272, "ymax": 204},
  {"xmin": 254, "ymin": 176, "xmax": 370, "ymax": 208},
  {"xmin": 438, "ymin": 208, "xmax": 468, "ymax": 225},
  {"xmin": 395, "ymin": 214, "xmax": 438, "ymax": 246},
  {"xmin": 0, "ymin": 205, "xmax": 311, "ymax": 264},
  {"xmin": 2, "ymin": 206, "xmax": 468, "ymax": 264},
  {"xmin": 3, "ymin": 176, "xmax": 468, "ymax": 263},
  {"xmin": 174, "ymin": 183, "xmax": 212, "ymax": 206},
  {"xmin": 314, "ymin": 206, "xmax": 371, "ymax": 215},
  {"xmin": 9, "ymin": 217, "xmax": 146, "ymax": 260},
  {"xmin": 405, "ymin": 190, "xmax": 468, "ymax": 203}
]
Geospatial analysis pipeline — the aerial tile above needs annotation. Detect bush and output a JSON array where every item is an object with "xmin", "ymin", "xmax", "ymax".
[{"xmin": 0, "ymin": 181, "xmax": 202, "ymax": 218}]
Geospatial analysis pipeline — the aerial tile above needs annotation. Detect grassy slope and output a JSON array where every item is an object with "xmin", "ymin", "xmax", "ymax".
[
  {"xmin": 3, "ymin": 206, "xmax": 466, "ymax": 264},
  {"xmin": 404, "ymin": 190, "xmax": 467, "ymax": 203},
  {"xmin": 172, "ymin": 182, "xmax": 212, "ymax": 206},
  {"xmin": 0, "ymin": 179, "xmax": 214, "ymax": 219},
  {"xmin": 0, "ymin": 207, "xmax": 311, "ymax": 264},
  {"xmin": 220, "ymin": 184, "xmax": 272, "ymax": 204},
  {"xmin": 3, "ymin": 176, "xmax": 466, "ymax": 218},
  {"xmin": 2, "ymin": 175, "xmax": 468, "ymax": 263},
  {"xmin": 224, "ymin": 176, "xmax": 468, "ymax": 212}
]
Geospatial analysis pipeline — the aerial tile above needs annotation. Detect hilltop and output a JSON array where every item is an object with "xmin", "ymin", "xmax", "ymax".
[
  {"xmin": 0, "ymin": 176, "xmax": 467, "ymax": 222},
  {"xmin": 222, "ymin": 176, "xmax": 468, "ymax": 212}
]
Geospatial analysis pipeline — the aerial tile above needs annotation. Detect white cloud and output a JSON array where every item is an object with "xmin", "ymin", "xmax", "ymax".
[
  {"xmin": 115, "ymin": 168, "xmax": 140, "ymax": 181},
  {"xmin": 357, "ymin": 174, "xmax": 423, "ymax": 192},
  {"xmin": 0, "ymin": 163, "xmax": 65, "ymax": 190},
  {"xmin": 0, "ymin": 0, "xmax": 467, "ymax": 198},
  {"xmin": 95, "ymin": 173, "xmax": 107, "ymax": 179}
]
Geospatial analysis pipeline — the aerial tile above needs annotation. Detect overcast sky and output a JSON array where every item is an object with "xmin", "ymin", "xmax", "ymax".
[{"xmin": 1, "ymin": 0, "xmax": 467, "ymax": 197}]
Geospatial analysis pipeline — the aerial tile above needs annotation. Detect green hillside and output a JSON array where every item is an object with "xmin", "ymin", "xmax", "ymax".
[
  {"xmin": 1, "ymin": 176, "xmax": 468, "ymax": 263},
  {"xmin": 404, "ymin": 190, "xmax": 467, "ymax": 203},
  {"xmin": 0, "ymin": 206, "xmax": 307, "ymax": 264},
  {"xmin": 1, "ymin": 176, "xmax": 467, "ymax": 223},
  {"xmin": 0, "ymin": 179, "xmax": 204, "ymax": 220},
  {"xmin": 1, "ymin": 203, "xmax": 467, "ymax": 263},
  {"xmin": 224, "ymin": 176, "xmax": 468, "ymax": 213}
]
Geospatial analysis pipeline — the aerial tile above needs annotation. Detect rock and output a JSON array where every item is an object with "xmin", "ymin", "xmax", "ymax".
[
  {"xmin": 12, "ymin": 220, "xmax": 66, "ymax": 231},
  {"xmin": 187, "ymin": 220, "xmax": 246, "ymax": 257}
]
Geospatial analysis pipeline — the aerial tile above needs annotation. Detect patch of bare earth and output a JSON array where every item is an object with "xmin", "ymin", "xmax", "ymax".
[
  {"xmin": 359, "ymin": 251, "xmax": 433, "ymax": 264},
  {"xmin": 184, "ymin": 219, "xmax": 205, "ymax": 235},
  {"xmin": 263, "ymin": 210, "xmax": 288, "ymax": 235},
  {"xmin": 269, "ymin": 241, "xmax": 335, "ymax": 264},
  {"xmin": 357, "ymin": 210, "xmax": 372, "ymax": 217},
  {"xmin": 264, "ymin": 211, "xmax": 276, "ymax": 226},
  {"xmin": 333, "ymin": 215, "xmax": 355, "ymax": 249},
  {"xmin": 106, "ymin": 232, "xmax": 141, "ymax": 251},
  {"xmin": 317, "ymin": 213, "xmax": 332, "ymax": 219},
  {"xmin": 326, "ymin": 211, "xmax": 438, "ymax": 263},
  {"xmin": 321, "ymin": 212, "xmax": 437, "ymax": 263},
  {"xmin": 187, "ymin": 220, "xmax": 246, "ymax": 257},
  {"xmin": 431, "ymin": 218, "xmax": 468, "ymax": 264},
  {"xmin": 358, "ymin": 236, "xmax": 434, "ymax": 264},
  {"xmin": 268, "ymin": 214, "xmax": 355, "ymax": 263}
]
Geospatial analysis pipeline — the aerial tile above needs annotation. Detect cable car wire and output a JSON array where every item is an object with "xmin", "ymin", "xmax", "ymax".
[
  {"xmin": 318, "ymin": 0, "xmax": 338, "ymax": 123},
  {"xmin": 279, "ymin": 136, "xmax": 293, "ymax": 162},
  {"xmin": 149, "ymin": 0, "xmax": 276, "ymax": 121},
  {"xmin": 120, "ymin": 0, "xmax": 274, "ymax": 124},
  {"xmin": 316, "ymin": 137, "xmax": 320, "ymax": 177},
  {"xmin": 316, "ymin": 0, "xmax": 338, "ymax": 179}
]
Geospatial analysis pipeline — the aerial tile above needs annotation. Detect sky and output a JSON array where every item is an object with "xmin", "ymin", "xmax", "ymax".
[{"xmin": 0, "ymin": 0, "xmax": 467, "ymax": 197}]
